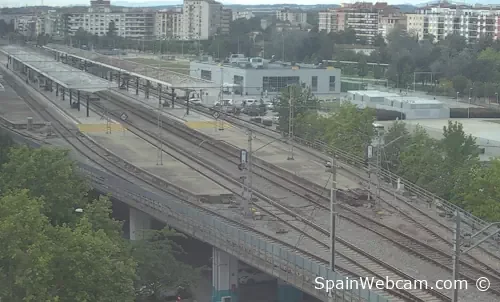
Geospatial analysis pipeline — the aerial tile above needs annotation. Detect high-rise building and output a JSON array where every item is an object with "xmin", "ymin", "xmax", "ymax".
[
  {"xmin": 276, "ymin": 8, "xmax": 307, "ymax": 25},
  {"xmin": 318, "ymin": 2, "xmax": 401, "ymax": 44},
  {"xmin": 155, "ymin": 10, "xmax": 183, "ymax": 39},
  {"xmin": 182, "ymin": 0, "xmax": 223, "ymax": 40}
]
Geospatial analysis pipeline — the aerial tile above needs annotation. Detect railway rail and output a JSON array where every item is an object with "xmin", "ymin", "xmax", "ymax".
[
  {"xmin": 93, "ymin": 90, "xmax": 459, "ymax": 301},
  {"xmin": 0, "ymin": 60, "xmax": 390, "ymax": 302},
  {"xmin": 103, "ymin": 88, "xmax": 500, "ymax": 299}
]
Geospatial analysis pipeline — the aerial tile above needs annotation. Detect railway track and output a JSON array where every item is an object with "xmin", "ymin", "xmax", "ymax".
[
  {"xmin": 0, "ymin": 60, "xmax": 374, "ymax": 302},
  {"xmin": 103, "ymin": 88, "xmax": 500, "ymax": 299},
  {"xmin": 93, "ymin": 90, "xmax": 457, "ymax": 301}
]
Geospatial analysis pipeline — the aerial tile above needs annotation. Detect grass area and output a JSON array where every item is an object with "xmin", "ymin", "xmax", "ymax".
[{"xmin": 126, "ymin": 58, "xmax": 190, "ymax": 74}]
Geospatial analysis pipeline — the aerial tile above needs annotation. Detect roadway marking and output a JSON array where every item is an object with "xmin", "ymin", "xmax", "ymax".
[
  {"xmin": 77, "ymin": 123, "xmax": 126, "ymax": 133},
  {"xmin": 185, "ymin": 121, "xmax": 232, "ymax": 129}
]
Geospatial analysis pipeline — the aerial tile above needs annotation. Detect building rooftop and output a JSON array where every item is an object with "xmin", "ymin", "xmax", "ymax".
[
  {"xmin": 194, "ymin": 59, "xmax": 334, "ymax": 71},
  {"xmin": 349, "ymin": 90, "xmax": 399, "ymax": 98},
  {"xmin": 1, "ymin": 45, "xmax": 113, "ymax": 93},
  {"xmin": 385, "ymin": 96, "xmax": 443, "ymax": 105}
]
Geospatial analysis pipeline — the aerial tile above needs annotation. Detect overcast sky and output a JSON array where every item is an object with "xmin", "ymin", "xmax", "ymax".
[{"xmin": 1, "ymin": 0, "xmax": 421, "ymax": 8}]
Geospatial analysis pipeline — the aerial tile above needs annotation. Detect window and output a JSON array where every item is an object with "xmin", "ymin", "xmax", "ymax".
[
  {"xmin": 329, "ymin": 76, "xmax": 336, "ymax": 91},
  {"xmin": 201, "ymin": 70, "xmax": 211, "ymax": 80},
  {"xmin": 311, "ymin": 76, "xmax": 318, "ymax": 92},
  {"xmin": 234, "ymin": 75, "xmax": 244, "ymax": 85},
  {"xmin": 262, "ymin": 76, "xmax": 300, "ymax": 92}
]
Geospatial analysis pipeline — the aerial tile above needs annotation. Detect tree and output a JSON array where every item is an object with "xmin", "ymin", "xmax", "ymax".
[
  {"xmin": 460, "ymin": 160, "xmax": 500, "ymax": 221},
  {"xmin": 0, "ymin": 130, "xmax": 13, "ymax": 166},
  {"xmin": 322, "ymin": 102, "xmax": 375, "ymax": 157},
  {"xmin": 277, "ymin": 84, "xmax": 318, "ymax": 133},
  {"xmin": 132, "ymin": 229, "xmax": 200, "ymax": 301},
  {"xmin": 382, "ymin": 121, "xmax": 410, "ymax": 172},
  {"xmin": 358, "ymin": 56, "xmax": 368, "ymax": 78},
  {"xmin": 0, "ymin": 141, "xmax": 201, "ymax": 300},
  {"xmin": 0, "ymin": 146, "xmax": 89, "ymax": 226},
  {"xmin": 397, "ymin": 126, "xmax": 445, "ymax": 194}
]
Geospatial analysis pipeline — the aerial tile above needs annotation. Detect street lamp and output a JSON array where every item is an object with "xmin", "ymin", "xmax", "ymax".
[
  {"xmin": 451, "ymin": 212, "xmax": 500, "ymax": 302},
  {"xmin": 468, "ymin": 97, "xmax": 471, "ymax": 119},
  {"xmin": 456, "ymin": 91, "xmax": 459, "ymax": 103},
  {"xmin": 496, "ymin": 92, "xmax": 498, "ymax": 104}
]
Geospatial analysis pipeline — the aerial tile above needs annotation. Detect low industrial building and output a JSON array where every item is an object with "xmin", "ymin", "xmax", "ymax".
[
  {"xmin": 345, "ymin": 90, "xmax": 450, "ymax": 120},
  {"xmin": 189, "ymin": 56, "xmax": 341, "ymax": 98}
]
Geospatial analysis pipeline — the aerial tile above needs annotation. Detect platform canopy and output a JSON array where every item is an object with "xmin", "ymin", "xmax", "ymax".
[
  {"xmin": 44, "ymin": 44, "xmax": 213, "ymax": 90},
  {"xmin": 1, "ymin": 45, "xmax": 114, "ymax": 93}
]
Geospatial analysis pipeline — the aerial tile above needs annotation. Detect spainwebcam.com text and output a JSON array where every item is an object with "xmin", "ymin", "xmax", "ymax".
[{"xmin": 315, "ymin": 276, "xmax": 491, "ymax": 292}]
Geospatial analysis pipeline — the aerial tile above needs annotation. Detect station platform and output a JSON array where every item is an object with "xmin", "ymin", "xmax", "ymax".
[
  {"xmin": 109, "ymin": 88, "xmax": 361, "ymax": 191},
  {"xmin": 0, "ymin": 76, "xmax": 45, "ymax": 128},
  {"xmin": 1, "ymin": 64, "xmax": 231, "ymax": 201}
]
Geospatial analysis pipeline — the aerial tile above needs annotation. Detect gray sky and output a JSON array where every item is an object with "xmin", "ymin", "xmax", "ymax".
[{"xmin": 1, "ymin": 0, "xmax": 416, "ymax": 7}]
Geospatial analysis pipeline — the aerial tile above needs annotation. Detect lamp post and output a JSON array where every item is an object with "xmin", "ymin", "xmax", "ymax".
[
  {"xmin": 496, "ymin": 92, "xmax": 498, "ymax": 104},
  {"xmin": 451, "ymin": 212, "xmax": 500, "ymax": 302},
  {"xmin": 456, "ymin": 91, "xmax": 459, "ymax": 103}
]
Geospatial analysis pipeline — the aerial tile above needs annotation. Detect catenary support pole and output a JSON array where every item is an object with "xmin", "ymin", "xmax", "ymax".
[{"xmin": 451, "ymin": 210, "xmax": 461, "ymax": 302}]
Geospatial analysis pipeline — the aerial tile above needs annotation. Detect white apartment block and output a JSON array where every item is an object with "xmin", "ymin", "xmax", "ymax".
[
  {"xmin": 276, "ymin": 8, "xmax": 307, "ymax": 25},
  {"xmin": 182, "ymin": 0, "xmax": 222, "ymax": 40},
  {"xmin": 410, "ymin": 4, "xmax": 500, "ymax": 43},
  {"xmin": 155, "ymin": 10, "xmax": 183, "ymax": 39},
  {"xmin": 233, "ymin": 10, "xmax": 255, "ymax": 20},
  {"xmin": 406, "ymin": 13, "xmax": 425, "ymax": 39},
  {"xmin": 66, "ymin": 11, "xmax": 155, "ymax": 39},
  {"xmin": 319, "ymin": 9, "xmax": 337, "ymax": 33}
]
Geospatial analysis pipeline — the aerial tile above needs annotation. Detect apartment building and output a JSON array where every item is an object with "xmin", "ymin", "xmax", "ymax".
[
  {"xmin": 318, "ymin": 2, "xmax": 400, "ymax": 43},
  {"xmin": 406, "ymin": 13, "xmax": 425, "ymax": 39},
  {"xmin": 35, "ymin": 10, "xmax": 60, "ymax": 36},
  {"xmin": 276, "ymin": 8, "xmax": 307, "ymax": 25},
  {"xmin": 220, "ymin": 8, "xmax": 232, "ymax": 35},
  {"xmin": 182, "ymin": 0, "xmax": 222, "ymax": 40},
  {"xmin": 14, "ymin": 16, "xmax": 36, "ymax": 37},
  {"xmin": 155, "ymin": 10, "xmax": 183, "ymax": 39},
  {"xmin": 318, "ymin": 8, "xmax": 338, "ymax": 33},
  {"xmin": 378, "ymin": 11, "xmax": 406, "ymax": 38},
  {"xmin": 407, "ymin": 3, "xmax": 500, "ymax": 43},
  {"xmin": 232, "ymin": 9, "xmax": 274, "ymax": 21}
]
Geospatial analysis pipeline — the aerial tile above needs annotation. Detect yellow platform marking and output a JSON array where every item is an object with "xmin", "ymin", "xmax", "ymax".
[
  {"xmin": 77, "ymin": 123, "xmax": 126, "ymax": 133},
  {"xmin": 185, "ymin": 121, "xmax": 232, "ymax": 129}
]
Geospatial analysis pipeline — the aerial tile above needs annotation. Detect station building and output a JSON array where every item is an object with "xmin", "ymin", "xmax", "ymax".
[
  {"xmin": 189, "ymin": 56, "xmax": 341, "ymax": 98},
  {"xmin": 345, "ymin": 90, "xmax": 450, "ymax": 120}
]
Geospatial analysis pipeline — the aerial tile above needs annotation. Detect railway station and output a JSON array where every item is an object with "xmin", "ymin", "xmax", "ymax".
[
  {"xmin": 42, "ymin": 44, "xmax": 217, "ymax": 101},
  {"xmin": 2, "ymin": 43, "xmax": 500, "ymax": 302}
]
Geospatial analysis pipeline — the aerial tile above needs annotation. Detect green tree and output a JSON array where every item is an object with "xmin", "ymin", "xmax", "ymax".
[
  {"xmin": 357, "ymin": 56, "xmax": 368, "ymax": 78},
  {"xmin": 322, "ymin": 102, "xmax": 375, "ymax": 157},
  {"xmin": 0, "ymin": 146, "xmax": 89, "ymax": 226},
  {"xmin": 460, "ymin": 160, "xmax": 500, "ymax": 221},
  {"xmin": 398, "ymin": 126, "xmax": 444, "ymax": 193},
  {"xmin": 382, "ymin": 121, "xmax": 410, "ymax": 172},
  {"xmin": 0, "ymin": 130, "xmax": 13, "ymax": 166},
  {"xmin": 132, "ymin": 229, "xmax": 200, "ymax": 302},
  {"xmin": 277, "ymin": 84, "xmax": 318, "ymax": 133}
]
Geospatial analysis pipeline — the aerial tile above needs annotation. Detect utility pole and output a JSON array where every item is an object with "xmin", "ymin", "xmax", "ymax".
[
  {"xmin": 451, "ymin": 210, "xmax": 461, "ymax": 302},
  {"xmin": 156, "ymin": 103, "xmax": 163, "ymax": 165},
  {"xmin": 218, "ymin": 67, "xmax": 224, "ymax": 131},
  {"xmin": 240, "ymin": 130, "xmax": 253, "ymax": 218},
  {"xmin": 367, "ymin": 145, "xmax": 373, "ymax": 201},
  {"xmin": 330, "ymin": 155, "xmax": 337, "ymax": 271},
  {"xmin": 328, "ymin": 155, "xmax": 338, "ymax": 302},
  {"xmin": 287, "ymin": 88, "xmax": 294, "ymax": 160},
  {"xmin": 376, "ymin": 130, "xmax": 382, "ymax": 201}
]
